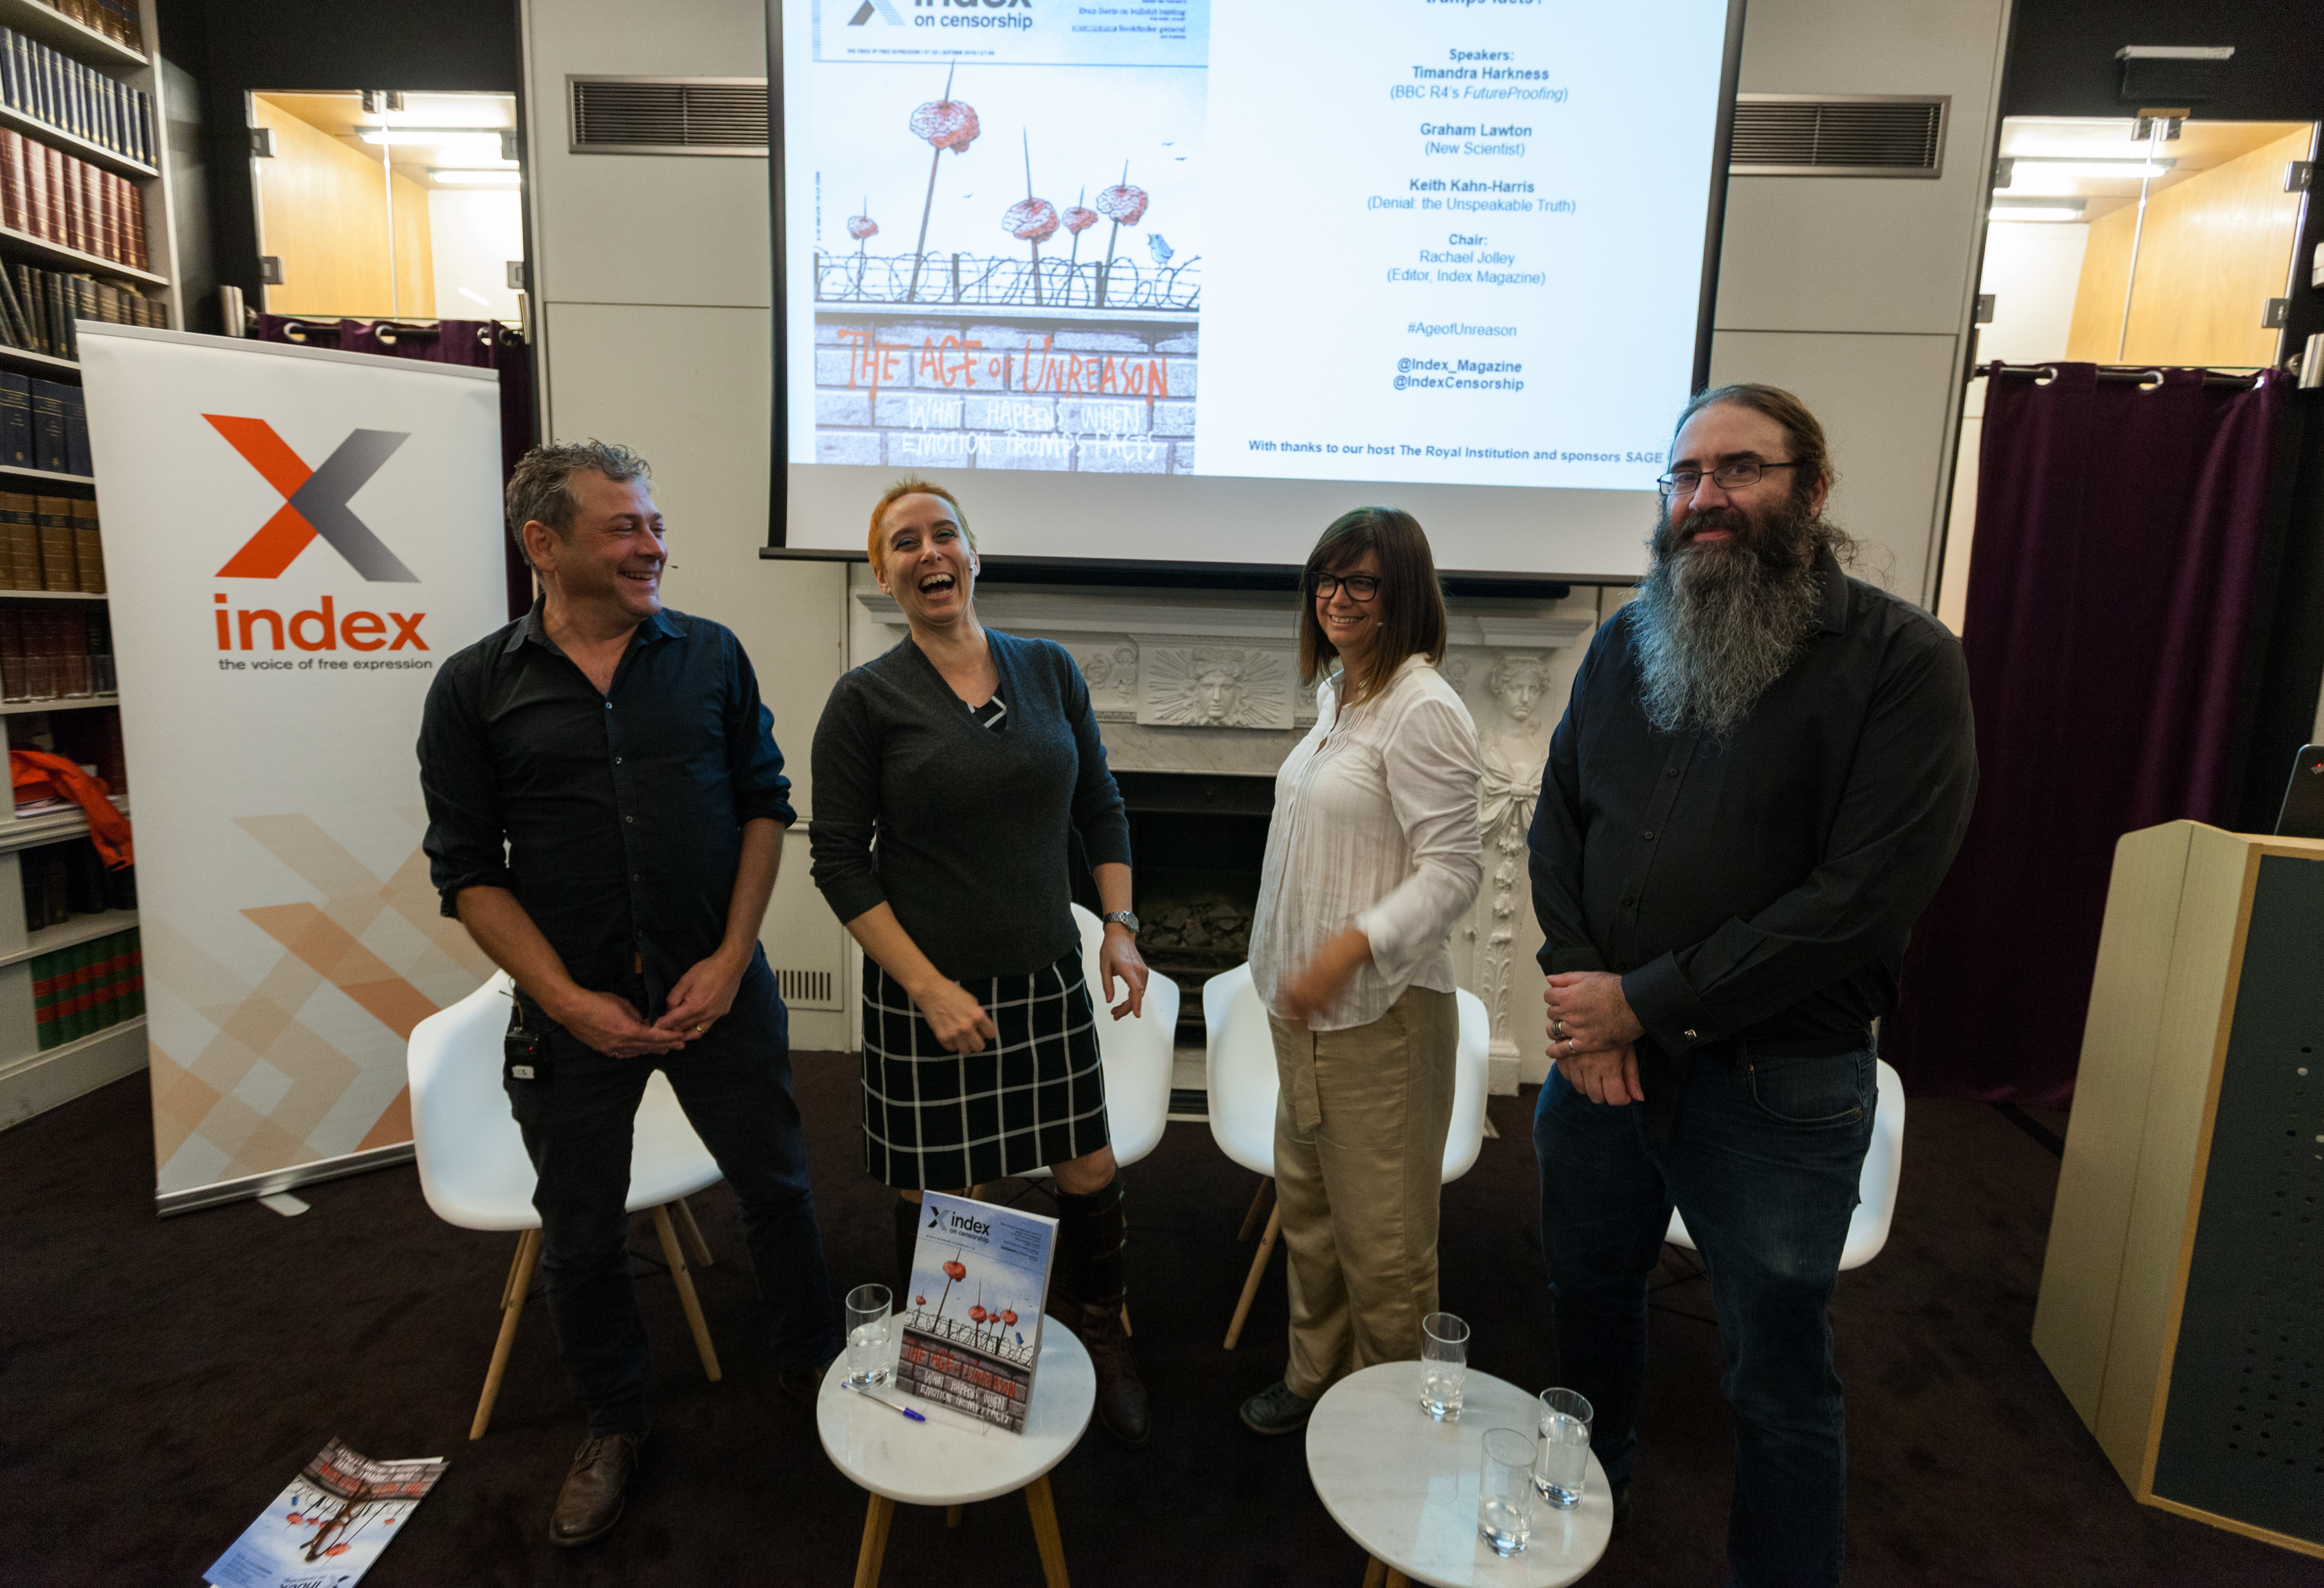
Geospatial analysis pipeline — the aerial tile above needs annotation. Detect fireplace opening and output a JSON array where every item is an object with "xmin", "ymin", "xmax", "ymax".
[{"xmin": 1075, "ymin": 770, "xmax": 1274, "ymax": 1037}]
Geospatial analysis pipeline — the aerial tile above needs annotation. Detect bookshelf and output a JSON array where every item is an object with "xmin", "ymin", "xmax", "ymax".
[{"xmin": 0, "ymin": 0, "xmax": 175, "ymax": 1129}]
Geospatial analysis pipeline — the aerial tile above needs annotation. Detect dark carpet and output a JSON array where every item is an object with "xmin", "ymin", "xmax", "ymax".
[{"xmin": 2, "ymin": 1060, "xmax": 2318, "ymax": 1588}]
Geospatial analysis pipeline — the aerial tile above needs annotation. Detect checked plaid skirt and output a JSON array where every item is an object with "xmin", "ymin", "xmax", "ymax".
[{"xmin": 859, "ymin": 951, "xmax": 1111, "ymax": 1188}]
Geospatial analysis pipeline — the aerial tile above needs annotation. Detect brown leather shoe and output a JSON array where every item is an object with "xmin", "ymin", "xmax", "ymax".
[
  {"xmin": 1052, "ymin": 1298, "xmax": 1150, "ymax": 1447},
  {"xmin": 549, "ymin": 1432, "xmax": 641, "ymax": 1548}
]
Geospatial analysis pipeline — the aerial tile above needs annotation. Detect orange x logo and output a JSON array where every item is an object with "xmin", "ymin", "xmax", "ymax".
[{"xmin": 208, "ymin": 415, "xmax": 418, "ymax": 582}]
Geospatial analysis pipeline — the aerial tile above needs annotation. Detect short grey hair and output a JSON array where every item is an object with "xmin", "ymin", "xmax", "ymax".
[{"xmin": 506, "ymin": 440, "xmax": 652, "ymax": 563}]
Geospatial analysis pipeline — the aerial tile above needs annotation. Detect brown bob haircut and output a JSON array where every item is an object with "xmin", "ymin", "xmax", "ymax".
[
  {"xmin": 1670, "ymin": 382, "xmax": 1836, "ymax": 502},
  {"xmin": 1296, "ymin": 507, "xmax": 1449, "ymax": 708},
  {"xmin": 865, "ymin": 477, "xmax": 977, "ymax": 577}
]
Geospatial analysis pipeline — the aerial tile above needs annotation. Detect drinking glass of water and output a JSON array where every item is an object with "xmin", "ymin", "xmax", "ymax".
[
  {"xmin": 1477, "ymin": 1427, "xmax": 1538, "ymax": 1557},
  {"xmin": 845, "ymin": 1283, "xmax": 894, "ymax": 1389},
  {"xmin": 1534, "ymin": 1386, "xmax": 1594, "ymax": 1508},
  {"xmin": 1419, "ymin": 1311, "xmax": 1468, "ymax": 1421}
]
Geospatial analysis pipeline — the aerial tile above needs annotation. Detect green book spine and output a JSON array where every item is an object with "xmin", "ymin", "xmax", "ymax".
[
  {"xmin": 30, "ymin": 947, "xmax": 60, "ymax": 1050},
  {"xmin": 89, "ymin": 930, "xmax": 119, "ymax": 1032}
]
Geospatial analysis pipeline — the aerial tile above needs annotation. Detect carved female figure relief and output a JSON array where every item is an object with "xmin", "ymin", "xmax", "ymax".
[{"xmin": 1473, "ymin": 654, "xmax": 1552, "ymax": 1061}]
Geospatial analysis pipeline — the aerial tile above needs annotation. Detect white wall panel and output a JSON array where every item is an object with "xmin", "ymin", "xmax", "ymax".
[
  {"xmin": 1717, "ymin": 0, "xmax": 2010, "ymax": 337},
  {"xmin": 524, "ymin": 0, "xmax": 772, "ymax": 311},
  {"xmin": 1708, "ymin": 329, "xmax": 1962, "ymax": 603}
]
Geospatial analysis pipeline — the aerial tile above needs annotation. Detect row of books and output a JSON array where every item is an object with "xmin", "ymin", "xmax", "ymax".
[
  {"xmin": 3, "ymin": 259, "xmax": 161, "ymax": 361},
  {"xmin": 31, "ymin": 926, "xmax": 141, "ymax": 1049},
  {"xmin": 34, "ymin": 2, "xmax": 142, "ymax": 54},
  {"xmin": 1, "ymin": 26, "xmax": 154, "ymax": 166},
  {"xmin": 1, "ymin": 600, "xmax": 113, "ymax": 700},
  {"xmin": 0, "ymin": 126, "xmax": 148, "ymax": 270},
  {"xmin": 0, "ymin": 494, "xmax": 102, "ymax": 592},
  {"xmin": 20, "ymin": 835, "xmax": 133, "ymax": 930},
  {"xmin": 0, "ymin": 374, "xmax": 90, "ymax": 475}
]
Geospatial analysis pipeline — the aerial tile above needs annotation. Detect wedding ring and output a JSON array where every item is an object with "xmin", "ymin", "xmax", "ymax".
[{"xmin": 1552, "ymin": 1018, "xmax": 1568, "ymax": 1040}]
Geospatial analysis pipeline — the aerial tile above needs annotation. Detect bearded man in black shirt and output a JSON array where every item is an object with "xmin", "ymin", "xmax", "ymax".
[{"xmin": 1528, "ymin": 385, "xmax": 1975, "ymax": 1587}]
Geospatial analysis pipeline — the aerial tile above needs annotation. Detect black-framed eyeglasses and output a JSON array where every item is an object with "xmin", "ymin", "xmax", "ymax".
[
  {"xmin": 1656, "ymin": 460, "xmax": 1798, "ymax": 496},
  {"xmin": 1312, "ymin": 572, "xmax": 1382, "ymax": 600}
]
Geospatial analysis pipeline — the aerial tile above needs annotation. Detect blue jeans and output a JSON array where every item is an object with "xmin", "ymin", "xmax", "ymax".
[
  {"xmin": 1535, "ymin": 1042, "xmax": 1875, "ymax": 1588},
  {"xmin": 505, "ymin": 952, "xmax": 840, "ymax": 1436}
]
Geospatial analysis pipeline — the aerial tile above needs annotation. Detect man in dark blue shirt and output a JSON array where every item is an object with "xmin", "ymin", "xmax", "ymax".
[
  {"xmin": 1529, "ymin": 386, "xmax": 1975, "ymax": 1587},
  {"xmin": 420, "ymin": 441, "xmax": 838, "ymax": 1548}
]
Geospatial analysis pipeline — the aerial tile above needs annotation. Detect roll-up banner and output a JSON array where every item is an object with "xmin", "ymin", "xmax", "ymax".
[{"xmin": 80, "ymin": 327, "xmax": 507, "ymax": 1214}]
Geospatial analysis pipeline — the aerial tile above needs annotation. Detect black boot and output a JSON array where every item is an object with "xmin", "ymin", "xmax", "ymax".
[{"xmin": 1049, "ymin": 1178, "xmax": 1149, "ymax": 1447}]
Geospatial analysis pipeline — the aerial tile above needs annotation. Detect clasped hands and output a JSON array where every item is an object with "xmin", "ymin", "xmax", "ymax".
[
  {"xmin": 911, "ymin": 925, "xmax": 1150, "ymax": 1055},
  {"xmin": 549, "ymin": 948, "xmax": 751, "ymax": 1060},
  {"xmin": 1545, "ymin": 971, "xmax": 1647, "ymax": 1106}
]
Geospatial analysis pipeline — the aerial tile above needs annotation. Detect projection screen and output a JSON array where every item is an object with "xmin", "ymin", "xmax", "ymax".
[{"xmin": 769, "ymin": 0, "xmax": 1743, "ymax": 583}]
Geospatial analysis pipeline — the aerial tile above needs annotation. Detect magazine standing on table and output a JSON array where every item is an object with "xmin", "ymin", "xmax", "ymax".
[{"xmin": 898, "ymin": 1191, "xmax": 1058, "ymax": 1433}]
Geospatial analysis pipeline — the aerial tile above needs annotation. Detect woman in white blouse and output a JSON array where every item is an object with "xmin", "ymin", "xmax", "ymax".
[{"xmin": 1240, "ymin": 507, "xmax": 1484, "ymax": 1436}]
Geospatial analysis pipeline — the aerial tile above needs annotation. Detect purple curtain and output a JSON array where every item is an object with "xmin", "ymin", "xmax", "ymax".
[
  {"xmin": 252, "ymin": 315, "xmax": 537, "ymax": 618},
  {"xmin": 1884, "ymin": 364, "xmax": 2284, "ymax": 1105}
]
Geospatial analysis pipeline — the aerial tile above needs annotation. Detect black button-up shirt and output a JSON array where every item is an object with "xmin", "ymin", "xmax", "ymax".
[
  {"xmin": 419, "ymin": 602, "xmax": 796, "ymax": 1005},
  {"xmin": 1529, "ymin": 549, "xmax": 1977, "ymax": 1055}
]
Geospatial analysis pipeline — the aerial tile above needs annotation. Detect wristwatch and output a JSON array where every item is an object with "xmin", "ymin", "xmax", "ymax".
[{"xmin": 1101, "ymin": 910, "xmax": 1140, "ymax": 933}]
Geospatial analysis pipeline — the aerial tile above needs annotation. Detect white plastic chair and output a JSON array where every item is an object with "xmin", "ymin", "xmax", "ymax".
[
  {"xmin": 1203, "ymin": 962, "xmax": 1490, "ymax": 1348},
  {"xmin": 1664, "ymin": 1058, "xmax": 1907, "ymax": 1270},
  {"xmin": 1017, "ymin": 904, "xmax": 1180, "ymax": 1177},
  {"xmin": 407, "ymin": 970, "xmax": 728, "ymax": 1439}
]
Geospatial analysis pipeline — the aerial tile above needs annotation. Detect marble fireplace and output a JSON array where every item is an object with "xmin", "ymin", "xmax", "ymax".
[{"xmin": 848, "ymin": 574, "xmax": 1604, "ymax": 1092}]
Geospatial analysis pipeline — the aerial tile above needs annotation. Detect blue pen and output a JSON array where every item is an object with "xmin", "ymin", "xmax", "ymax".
[{"xmin": 850, "ymin": 1385, "xmax": 926, "ymax": 1422}]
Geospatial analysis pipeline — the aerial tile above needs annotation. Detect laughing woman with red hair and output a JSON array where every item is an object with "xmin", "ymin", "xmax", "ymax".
[{"xmin": 808, "ymin": 477, "xmax": 1154, "ymax": 1446}]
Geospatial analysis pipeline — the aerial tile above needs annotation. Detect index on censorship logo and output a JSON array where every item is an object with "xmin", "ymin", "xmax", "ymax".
[{"xmin": 204, "ymin": 414, "xmax": 429, "ymax": 661}]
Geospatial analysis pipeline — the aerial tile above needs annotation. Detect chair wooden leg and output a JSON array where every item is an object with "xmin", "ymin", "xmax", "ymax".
[
  {"xmin": 1385, "ymin": 1569, "xmax": 1411, "ymax": 1588},
  {"xmin": 1224, "ymin": 1203, "xmax": 1282, "ymax": 1350},
  {"xmin": 1119, "ymin": 1302, "xmax": 1132, "ymax": 1337},
  {"xmin": 1362, "ymin": 1557, "xmax": 1388, "ymax": 1588},
  {"xmin": 651, "ymin": 1204, "xmax": 723, "ymax": 1383},
  {"xmin": 852, "ymin": 1492, "xmax": 894, "ymax": 1588},
  {"xmin": 1024, "ymin": 1472, "xmax": 1071, "ymax": 1588},
  {"xmin": 946, "ymin": 1503, "xmax": 963, "ymax": 1528},
  {"xmin": 673, "ymin": 1195, "xmax": 714, "ymax": 1268},
  {"xmin": 471, "ymin": 1228, "xmax": 540, "ymax": 1440},
  {"xmin": 1237, "ymin": 1175, "xmax": 1274, "ymax": 1241}
]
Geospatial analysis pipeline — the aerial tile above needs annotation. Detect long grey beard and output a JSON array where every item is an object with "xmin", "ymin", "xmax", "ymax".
[{"xmin": 1630, "ymin": 518, "xmax": 1825, "ymax": 738}]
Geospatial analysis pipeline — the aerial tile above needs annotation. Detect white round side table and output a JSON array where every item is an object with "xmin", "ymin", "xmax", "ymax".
[
  {"xmin": 816, "ymin": 1326, "xmax": 1096, "ymax": 1587},
  {"xmin": 1306, "ymin": 1360, "xmax": 1613, "ymax": 1588}
]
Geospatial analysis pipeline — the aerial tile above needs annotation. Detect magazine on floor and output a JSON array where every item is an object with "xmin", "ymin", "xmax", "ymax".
[
  {"xmin": 204, "ymin": 1439, "xmax": 445, "ymax": 1588},
  {"xmin": 898, "ymin": 1191, "xmax": 1058, "ymax": 1433}
]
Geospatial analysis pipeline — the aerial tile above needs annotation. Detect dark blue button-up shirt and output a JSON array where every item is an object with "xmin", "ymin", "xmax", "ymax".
[{"xmin": 418, "ymin": 601, "xmax": 796, "ymax": 1006}]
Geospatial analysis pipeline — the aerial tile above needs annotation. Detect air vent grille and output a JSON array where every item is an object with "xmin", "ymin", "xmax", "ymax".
[
  {"xmin": 776, "ymin": 967, "xmax": 839, "ymax": 1010},
  {"xmin": 1730, "ymin": 94, "xmax": 1947, "ymax": 178},
  {"xmin": 569, "ymin": 76, "xmax": 768, "ymax": 156}
]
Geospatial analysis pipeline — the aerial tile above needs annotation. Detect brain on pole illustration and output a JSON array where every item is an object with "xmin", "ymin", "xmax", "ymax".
[{"xmin": 1003, "ymin": 198, "xmax": 1060, "ymax": 242}]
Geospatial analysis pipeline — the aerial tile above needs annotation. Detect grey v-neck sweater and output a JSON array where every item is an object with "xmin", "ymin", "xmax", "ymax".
[{"xmin": 809, "ymin": 629, "xmax": 1132, "ymax": 981}]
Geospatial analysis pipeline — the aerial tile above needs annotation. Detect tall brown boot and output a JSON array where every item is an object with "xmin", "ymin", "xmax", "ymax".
[{"xmin": 1049, "ymin": 1178, "xmax": 1149, "ymax": 1447}]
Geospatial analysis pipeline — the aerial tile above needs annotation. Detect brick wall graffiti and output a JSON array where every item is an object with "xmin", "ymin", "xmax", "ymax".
[{"xmin": 814, "ymin": 316, "xmax": 1197, "ymax": 474}]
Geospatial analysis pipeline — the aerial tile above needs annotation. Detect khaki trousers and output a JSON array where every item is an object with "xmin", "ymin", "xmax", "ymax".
[{"xmin": 1268, "ymin": 984, "xmax": 1459, "ymax": 1400}]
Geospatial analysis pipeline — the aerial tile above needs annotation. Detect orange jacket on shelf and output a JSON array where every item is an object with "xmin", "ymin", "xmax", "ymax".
[{"xmin": 9, "ymin": 748, "xmax": 132, "ymax": 867}]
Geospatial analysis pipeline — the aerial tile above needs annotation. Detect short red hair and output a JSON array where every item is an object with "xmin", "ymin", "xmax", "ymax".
[{"xmin": 866, "ymin": 478, "xmax": 975, "ymax": 575}]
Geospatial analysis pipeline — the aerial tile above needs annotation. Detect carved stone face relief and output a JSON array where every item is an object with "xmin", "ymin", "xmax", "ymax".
[
  {"xmin": 1137, "ymin": 645, "xmax": 1294, "ymax": 729},
  {"xmin": 1489, "ymin": 653, "xmax": 1550, "ymax": 725}
]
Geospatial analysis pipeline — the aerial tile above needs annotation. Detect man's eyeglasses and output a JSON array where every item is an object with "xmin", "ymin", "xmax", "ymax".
[
  {"xmin": 1656, "ymin": 460, "xmax": 1798, "ymax": 496},
  {"xmin": 1312, "ymin": 573, "xmax": 1382, "ymax": 600}
]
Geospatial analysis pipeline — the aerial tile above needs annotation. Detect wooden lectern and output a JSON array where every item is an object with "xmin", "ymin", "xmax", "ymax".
[{"xmin": 2033, "ymin": 820, "xmax": 2323, "ymax": 1558}]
